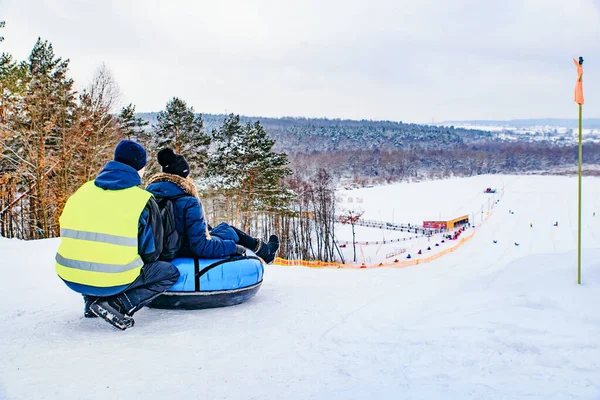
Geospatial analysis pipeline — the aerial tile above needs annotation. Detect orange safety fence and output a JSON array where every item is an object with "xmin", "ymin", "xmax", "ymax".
[
  {"xmin": 274, "ymin": 231, "xmax": 475, "ymax": 269},
  {"xmin": 273, "ymin": 209, "xmax": 494, "ymax": 270}
]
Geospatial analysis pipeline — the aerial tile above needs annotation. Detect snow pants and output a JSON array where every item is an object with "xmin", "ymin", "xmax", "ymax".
[{"xmin": 85, "ymin": 261, "xmax": 180, "ymax": 314}]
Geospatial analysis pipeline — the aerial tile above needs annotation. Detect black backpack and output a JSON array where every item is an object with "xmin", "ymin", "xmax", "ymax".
[{"xmin": 156, "ymin": 196, "xmax": 184, "ymax": 261}]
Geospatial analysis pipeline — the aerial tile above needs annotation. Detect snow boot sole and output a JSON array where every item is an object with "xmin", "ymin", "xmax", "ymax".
[
  {"xmin": 84, "ymin": 297, "xmax": 97, "ymax": 318},
  {"xmin": 89, "ymin": 301, "xmax": 135, "ymax": 331}
]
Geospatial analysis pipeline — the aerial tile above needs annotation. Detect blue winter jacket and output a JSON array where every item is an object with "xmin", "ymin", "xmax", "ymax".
[
  {"xmin": 63, "ymin": 161, "xmax": 164, "ymax": 296},
  {"xmin": 146, "ymin": 173, "xmax": 239, "ymax": 259}
]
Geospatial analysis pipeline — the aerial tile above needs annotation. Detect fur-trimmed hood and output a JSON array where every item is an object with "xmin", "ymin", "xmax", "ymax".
[
  {"xmin": 145, "ymin": 172, "xmax": 217, "ymax": 246},
  {"xmin": 145, "ymin": 172, "xmax": 199, "ymax": 199}
]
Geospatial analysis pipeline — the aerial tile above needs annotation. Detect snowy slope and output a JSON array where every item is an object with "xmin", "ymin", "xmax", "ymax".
[
  {"xmin": 1, "ymin": 175, "xmax": 600, "ymax": 400},
  {"xmin": 436, "ymin": 122, "xmax": 600, "ymax": 144},
  {"xmin": 335, "ymin": 175, "xmax": 507, "ymax": 264}
]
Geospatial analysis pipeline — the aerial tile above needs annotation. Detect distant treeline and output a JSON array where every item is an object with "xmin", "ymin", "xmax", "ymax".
[
  {"xmin": 287, "ymin": 142, "xmax": 600, "ymax": 182},
  {"xmin": 445, "ymin": 118, "xmax": 600, "ymax": 129},
  {"xmin": 139, "ymin": 113, "xmax": 599, "ymax": 182},
  {"xmin": 137, "ymin": 112, "xmax": 495, "ymax": 152}
]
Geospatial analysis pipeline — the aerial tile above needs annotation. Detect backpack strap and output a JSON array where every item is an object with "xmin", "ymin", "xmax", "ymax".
[{"xmin": 156, "ymin": 193, "xmax": 188, "ymax": 205}]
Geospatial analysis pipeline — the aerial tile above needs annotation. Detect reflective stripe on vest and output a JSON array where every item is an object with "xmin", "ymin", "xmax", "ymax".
[
  {"xmin": 60, "ymin": 228, "xmax": 138, "ymax": 247},
  {"xmin": 55, "ymin": 181, "xmax": 152, "ymax": 288}
]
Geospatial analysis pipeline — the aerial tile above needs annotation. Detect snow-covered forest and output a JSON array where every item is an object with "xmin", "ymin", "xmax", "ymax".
[
  {"xmin": 0, "ymin": 39, "xmax": 337, "ymax": 261},
  {"xmin": 2, "ymin": 37, "xmax": 598, "ymax": 262},
  {"xmin": 141, "ymin": 112, "xmax": 600, "ymax": 182}
]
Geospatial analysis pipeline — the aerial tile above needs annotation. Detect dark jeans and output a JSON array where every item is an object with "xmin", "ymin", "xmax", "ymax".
[
  {"xmin": 86, "ymin": 261, "xmax": 180, "ymax": 315},
  {"xmin": 231, "ymin": 226, "xmax": 259, "ymax": 250},
  {"xmin": 208, "ymin": 223, "xmax": 259, "ymax": 251}
]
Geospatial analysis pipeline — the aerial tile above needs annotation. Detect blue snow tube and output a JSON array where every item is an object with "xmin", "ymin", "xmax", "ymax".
[{"xmin": 148, "ymin": 251, "xmax": 264, "ymax": 310}]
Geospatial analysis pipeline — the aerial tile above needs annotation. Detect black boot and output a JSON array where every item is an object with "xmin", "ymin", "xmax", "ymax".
[
  {"xmin": 83, "ymin": 296, "xmax": 97, "ymax": 318},
  {"xmin": 255, "ymin": 235, "xmax": 280, "ymax": 264},
  {"xmin": 89, "ymin": 297, "xmax": 135, "ymax": 331}
]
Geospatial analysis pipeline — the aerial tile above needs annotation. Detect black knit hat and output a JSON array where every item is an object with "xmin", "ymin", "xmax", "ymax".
[
  {"xmin": 157, "ymin": 148, "xmax": 190, "ymax": 178},
  {"xmin": 114, "ymin": 140, "xmax": 147, "ymax": 171}
]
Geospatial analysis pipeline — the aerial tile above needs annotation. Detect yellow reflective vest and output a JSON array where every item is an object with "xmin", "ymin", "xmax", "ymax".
[{"xmin": 56, "ymin": 181, "xmax": 152, "ymax": 288}]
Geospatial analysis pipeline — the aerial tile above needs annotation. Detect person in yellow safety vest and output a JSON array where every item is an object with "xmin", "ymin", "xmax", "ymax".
[{"xmin": 55, "ymin": 140, "xmax": 180, "ymax": 330}]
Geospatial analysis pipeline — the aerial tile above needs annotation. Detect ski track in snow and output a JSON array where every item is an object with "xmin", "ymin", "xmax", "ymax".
[{"xmin": 1, "ymin": 174, "xmax": 600, "ymax": 400}]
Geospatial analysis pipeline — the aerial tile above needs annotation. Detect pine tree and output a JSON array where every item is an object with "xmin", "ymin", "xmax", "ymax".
[
  {"xmin": 238, "ymin": 121, "xmax": 293, "ymax": 225},
  {"xmin": 19, "ymin": 38, "xmax": 75, "ymax": 237},
  {"xmin": 0, "ymin": 52, "xmax": 28, "ymax": 172},
  {"xmin": 0, "ymin": 53, "xmax": 27, "ymax": 124},
  {"xmin": 153, "ymin": 97, "xmax": 210, "ymax": 171},
  {"xmin": 0, "ymin": 52, "xmax": 29, "ymax": 238},
  {"xmin": 204, "ymin": 114, "xmax": 293, "ymax": 229},
  {"xmin": 1, "ymin": 40, "xmax": 120, "ymax": 239},
  {"xmin": 203, "ymin": 114, "xmax": 246, "ymax": 222},
  {"xmin": 118, "ymin": 103, "xmax": 148, "ymax": 140},
  {"xmin": 205, "ymin": 114, "xmax": 245, "ymax": 188}
]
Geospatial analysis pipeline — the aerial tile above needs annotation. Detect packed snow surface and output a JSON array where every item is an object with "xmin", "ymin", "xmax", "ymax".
[
  {"xmin": 1, "ymin": 174, "xmax": 600, "ymax": 400},
  {"xmin": 335, "ymin": 175, "xmax": 505, "ymax": 263}
]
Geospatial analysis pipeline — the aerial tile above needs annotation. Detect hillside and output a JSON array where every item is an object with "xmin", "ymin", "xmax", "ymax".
[
  {"xmin": 136, "ymin": 114, "xmax": 600, "ymax": 181},
  {"xmin": 137, "ymin": 113, "xmax": 495, "ymax": 152},
  {"xmin": 443, "ymin": 118, "xmax": 600, "ymax": 129},
  {"xmin": 436, "ymin": 119, "xmax": 600, "ymax": 146},
  {"xmin": 1, "ymin": 175, "xmax": 600, "ymax": 399}
]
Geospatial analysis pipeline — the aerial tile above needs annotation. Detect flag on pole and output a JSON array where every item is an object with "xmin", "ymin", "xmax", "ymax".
[
  {"xmin": 574, "ymin": 56, "xmax": 584, "ymax": 284},
  {"xmin": 574, "ymin": 57, "xmax": 584, "ymax": 105}
]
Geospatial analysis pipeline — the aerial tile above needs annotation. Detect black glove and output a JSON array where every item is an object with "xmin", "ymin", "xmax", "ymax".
[{"xmin": 235, "ymin": 244, "xmax": 247, "ymax": 256}]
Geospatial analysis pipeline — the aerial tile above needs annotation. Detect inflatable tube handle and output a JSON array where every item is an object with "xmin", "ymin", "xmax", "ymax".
[
  {"xmin": 193, "ymin": 258, "xmax": 200, "ymax": 292},
  {"xmin": 195, "ymin": 255, "xmax": 263, "ymax": 279}
]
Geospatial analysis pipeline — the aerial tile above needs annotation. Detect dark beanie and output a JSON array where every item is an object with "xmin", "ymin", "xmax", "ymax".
[
  {"xmin": 157, "ymin": 148, "xmax": 190, "ymax": 178},
  {"xmin": 114, "ymin": 140, "xmax": 147, "ymax": 171}
]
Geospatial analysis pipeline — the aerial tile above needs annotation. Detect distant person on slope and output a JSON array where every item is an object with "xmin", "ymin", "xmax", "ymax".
[
  {"xmin": 145, "ymin": 148, "xmax": 279, "ymax": 263},
  {"xmin": 55, "ymin": 140, "xmax": 180, "ymax": 330}
]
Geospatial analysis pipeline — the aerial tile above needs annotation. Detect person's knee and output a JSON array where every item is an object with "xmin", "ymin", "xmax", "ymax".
[
  {"xmin": 166, "ymin": 263, "xmax": 180, "ymax": 282},
  {"xmin": 156, "ymin": 261, "xmax": 180, "ymax": 282},
  {"xmin": 142, "ymin": 261, "xmax": 180, "ymax": 282}
]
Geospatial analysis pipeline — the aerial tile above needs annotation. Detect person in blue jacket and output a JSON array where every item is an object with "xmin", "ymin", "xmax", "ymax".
[
  {"xmin": 57, "ymin": 140, "xmax": 180, "ymax": 330},
  {"xmin": 146, "ymin": 148, "xmax": 279, "ymax": 263}
]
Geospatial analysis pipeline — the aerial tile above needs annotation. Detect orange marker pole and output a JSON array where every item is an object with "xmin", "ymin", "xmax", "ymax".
[
  {"xmin": 578, "ymin": 102, "xmax": 582, "ymax": 284},
  {"xmin": 573, "ymin": 57, "xmax": 584, "ymax": 284}
]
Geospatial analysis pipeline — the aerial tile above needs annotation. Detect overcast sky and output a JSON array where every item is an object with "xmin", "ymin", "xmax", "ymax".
[{"xmin": 1, "ymin": 0, "xmax": 599, "ymax": 123}]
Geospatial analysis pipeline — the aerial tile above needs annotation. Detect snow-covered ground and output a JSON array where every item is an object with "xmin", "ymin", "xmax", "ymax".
[
  {"xmin": 337, "ymin": 175, "xmax": 505, "ymax": 224},
  {"xmin": 437, "ymin": 122, "xmax": 600, "ymax": 144},
  {"xmin": 335, "ymin": 175, "xmax": 505, "ymax": 264},
  {"xmin": 2, "ymin": 174, "xmax": 600, "ymax": 400}
]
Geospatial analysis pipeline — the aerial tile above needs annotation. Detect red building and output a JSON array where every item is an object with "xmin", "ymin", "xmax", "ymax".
[
  {"xmin": 423, "ymin": 221, "xmax": 447, "ymax": 229},
  {"xmin": 423, "ymin": 215, "xmax": 469, "ymax": 230}
]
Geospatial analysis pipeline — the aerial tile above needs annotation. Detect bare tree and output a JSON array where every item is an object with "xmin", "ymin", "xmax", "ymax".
[
  {"xmin": 75, "ymin": 63, "xmax": 122, "ymax": 181},
  {"xmin": 339, "ymin": 208, "xmax": 364, "ymax": 263}
]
